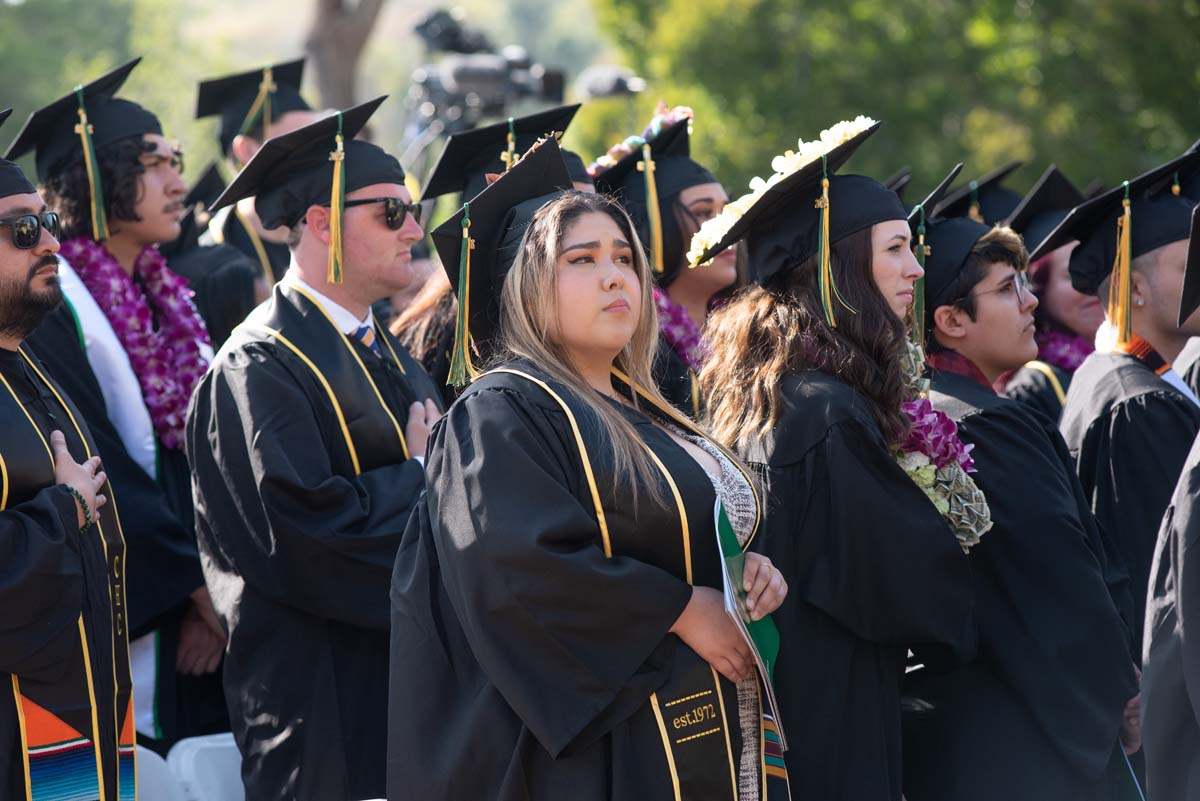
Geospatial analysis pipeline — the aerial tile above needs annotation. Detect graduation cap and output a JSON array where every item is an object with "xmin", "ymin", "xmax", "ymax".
[
  {"xmin": 431, "ymin": 137, "xmax": 573, "ymax": 385},
  {"xmin": 905, "ymin": 162, "xmax": 964, "ymax": 348},
  {"xmin": 0, "ymin": 109, "xmax": 36, "ymax": 200},
  {"xmin": 421, "ymin": 103, "xmax": 580, "ymax": 201},
  {"xmin": 933, "ymin": 161, "xmax": 1024, "ymax": 225},
  {"xmin": 1004, "ymin": 165, "xmax": 1084, "ymax": 258},
  {"xmin": 692, "ymin": 121, "xmax": 904, "ymax": 328},
  {"xmin": 592, "ymin": 118, "xmax": 717, "ymax": 279},
  {"xmin": 1179, "ymin": 204, "xmax": 1200, "ymax": 326},
  {"xmin": 5, "ymin": 57, "xmax": 162, "ymax": 240},
  {"xmin": 196, "ymin": 58, "xmax": 311, "ymax": 154},
  {"xmin": 211, "ymin": 95, "xmax": 406, "ymax": 284},
  {"xmin": 1033, "ymin": 149, "xmax": 1200, "ymax": 346},
  {"xmin": 883, "ymin": 167, "xmax": 913, "ymax": 201},
  {"xmin": 160, "ymin": 162, "xmax": 228, "ymax": 259}
]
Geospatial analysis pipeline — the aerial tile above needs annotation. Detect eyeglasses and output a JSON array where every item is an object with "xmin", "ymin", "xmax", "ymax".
[
  {"xmin": 342, "ymin": 197, "xmax": 422, "ymax": 230},
  {"xmin": 965, "ymin": 270, "xmax": 1034, "ymax": 304},
  {"xmin": 0, "ymin": 211, "xmax": 60, "ymax": 249}
]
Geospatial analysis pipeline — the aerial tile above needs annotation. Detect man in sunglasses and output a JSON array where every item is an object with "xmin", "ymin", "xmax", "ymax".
[
  {"xmin": 5, "ymin": 58, "xmax": 231, "ymax": 753},
  {"xmin": 187, "ymin": 97, "xmax": 442, "ymax": 801},
  {"xmin": 0, "ymin": 107, "xmax": 138, "ymax": 799},
  {"xmin": 901, "ymin": 202, "xmax": 1139, "ymax": 800}
]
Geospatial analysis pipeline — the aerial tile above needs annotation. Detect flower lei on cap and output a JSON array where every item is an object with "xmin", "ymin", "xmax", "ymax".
[
  {"xmin": 895, "ymin": 340, "xmax": 992, "ymax": 552},
  {"xmin": 62, "ymin": 237, "xmax": 211, "ymax": 450},
  {"xmin": 686, "ymin": 115, "xmax": 878, "ymax": 269},
  {"xmin": 586, "ymin": 102, "xmax": 696, "ymax": 178}
]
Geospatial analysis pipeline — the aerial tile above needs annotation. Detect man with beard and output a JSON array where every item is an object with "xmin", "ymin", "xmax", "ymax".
[
  {"xmin": 0, "ymin": 107, "xmax": 137, "ymax": 799},
  {"xmin": 8, "ymin": 58, "xmax": 229, "ymax": 751}
]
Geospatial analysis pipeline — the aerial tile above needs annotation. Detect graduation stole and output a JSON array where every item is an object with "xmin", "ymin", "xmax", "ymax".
[
  {"xmin": 0, "ymin": 347, "xmax": 136, "ymax": 801},
  {"xmin": 240, "ymin": 284, "xmax": 415, "ymax": 476},
  {"xmin": 482, "ymin": 366, "xmax": 791, "ymax": 801}
]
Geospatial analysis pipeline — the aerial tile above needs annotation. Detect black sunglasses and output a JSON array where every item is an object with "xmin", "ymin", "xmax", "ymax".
[
  {"xmin": 0, "ymin": 211, "xmax": 60, "ymax": 249},
  {"xmin": 342, "ymin": 197, "xmax": 421, "ymax": 230}
]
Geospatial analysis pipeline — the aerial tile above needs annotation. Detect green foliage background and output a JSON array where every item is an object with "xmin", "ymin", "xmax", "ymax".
[{"xmin": 2, "ymin": 0, "xmax": 1197, "ymax": 204}]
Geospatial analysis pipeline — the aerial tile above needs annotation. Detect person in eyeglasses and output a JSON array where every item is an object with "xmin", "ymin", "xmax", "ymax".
[
  {"xmin": 900, "ymin": 191, "xmax": 1139, "ymax": 801},
  {"xmin": 186, "ymin": 96, "xmax": 442, "ymax": 801},
  {"xmin": 0, "ymin": 107, "xmax": 138, "ymax": 799},
  {"xmin": 5, "ymin": 57, "xmax": 232, "ymax": 754}
]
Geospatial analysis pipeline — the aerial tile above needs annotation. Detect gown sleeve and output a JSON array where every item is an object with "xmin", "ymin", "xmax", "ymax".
[
  {"xmin": 187, "ymin": 343, "xmax": 426, "ymax": 631},
  {"xmin": 757, "ymin": 415, "xmax": 974, "ymax": 654},
  {"xmin": 424, "ymin": 384, "xmax": 694, "ymax": 757},
  {"xmin": 25, "ymin": 306, "xmax": 204, "ymax": 636},
  {"xmin": 958, "ymin": 406, "xmax": 1137, "ymax": 777},
  {"xmin": 0, "ymin": 484, "xmax": 85, "ymax": 677}
]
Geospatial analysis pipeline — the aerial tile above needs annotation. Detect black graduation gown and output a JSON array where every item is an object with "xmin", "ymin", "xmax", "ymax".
[
  {"xmin": 24, "ymin": 303, "xmax": 229, "ymax": 745},
  {"xmin": 1003, "ymin": 359, "xmax": 1072, "ymax": 423},
  {"xmin": 203, "ymin": 205, "xmax": 290, "ymax": 285},
  {"xmin": 187, "ymin": 282, "xmax": 442, "ymax": 801},
  {"xmin": 168, "ymin": 243, "xmax": 259, "ymax": 348},
  {"xmin": 903, "ymin": 370, "xmax": 1137, "ymax": 801},
  {"xmin": 0, "ymin": 345, "xmax": 134, "ymax": 799},
  {"xmin": 1176, "ymin": 337, "xmax": 1200, "ymax": 399},
  {"xmin": 1059, "ymin": 351, "xmax": 1200, "ymax": 652},
  {"xmin": 388, "ymin": 360, "xmax": 789, "ymax": 801},
  {"xmin": 739, "ymin": 369, "xmax": 975, "ymax": 801},
  {"xmin": 653, "ymin": 335, "xmax": 701, "ymax": 418},
  {"xmin": 1143, "ymin": 433, "xmax": 1200, "ymax": 801}
]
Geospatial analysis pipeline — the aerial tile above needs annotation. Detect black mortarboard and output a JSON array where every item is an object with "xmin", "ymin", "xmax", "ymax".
[
  {"xmin": 431, "ymin": 137, "xmax": 573, "ymax": 385},
  {"xmin": 421, "ymin": 104, "xmax": 580, "ymax": 201},
  {"xmin": 196, "ymin": 59, "xmax": 311, "ymax": 154},
  {"xmin": 905, "ymin": 162, "xmax": 964, "ymax": 347},
  {"xmin": 561, "ymin": 148, "xmax": 592, "ymax": 188},
  {"xmin": 160, "ymin": 162, "xmax": 228, "ymax": 259},
  {"xmin": 1035, "ymin": 150, "xmax": 1200, "ymax": 344},
  {"xmin": 5, "ymin": 58, "xmax": 161, "ymax": 240},
  {"xmin": 1179, "ymin": 205, "xmax": 1200, "ymax": 325},
  {"xmin": 1005, "ymin": 165, "xmax": 1084, "ymax": 257},
  {"xmin": 211, "ymin": 96, "xmax": 405, "ymax": 284},
  {"xmin": 884, "ymin": 167, "xmax": 913, "ymax": 201},
  {"xmin": 593, "ymin": 118, "xmax": 718, "ymax": 282},
  {"xmin": 933, "ymin": 161, "xmax": 1024, "ymax": 224},
  {"xmin": 693, "ymin": 122, "xmax": 904, "ymax": 297},
  {"xmin": 0, "ymin": 109, "xmax": 36, "ymax": 200},
  {"xmin": 5, "ymin": 58, "xmax": 161, "ymax": 182}
]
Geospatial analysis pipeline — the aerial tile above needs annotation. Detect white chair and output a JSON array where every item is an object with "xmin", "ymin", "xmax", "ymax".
[
  {"xmin": 166, "ymin": 732, "xmax": 245, "ymax": 801},
  {"xmin": 135, "ymin": 744, "xmax": 187, "ymax": 801}
]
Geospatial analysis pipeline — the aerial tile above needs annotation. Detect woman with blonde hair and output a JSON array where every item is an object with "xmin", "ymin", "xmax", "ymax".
[
  {"xmin": 695, "ymin": 121, "xmax": 978, "ymax": 801},
  {"xmin": 387, "ymin": 140, "xmax": 791, "ymax": 800}
]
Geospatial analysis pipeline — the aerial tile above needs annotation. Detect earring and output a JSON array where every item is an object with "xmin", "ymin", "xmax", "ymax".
[{"xmin": 1136, "ymin": 298, "xmax": 1145, "ymax": 306}]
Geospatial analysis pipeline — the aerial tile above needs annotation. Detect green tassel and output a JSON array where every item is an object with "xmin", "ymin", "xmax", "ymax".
[
  {"xmin": 74, "ymin": 87, "xmax": 109, "ymax": 241},
  {"xmin": 448, "ymin": 201, "xmax": 477, "ymax": 386},
  {"xmin": 912, "ymin": 204, "xmax": 928, "ymax": 349}
]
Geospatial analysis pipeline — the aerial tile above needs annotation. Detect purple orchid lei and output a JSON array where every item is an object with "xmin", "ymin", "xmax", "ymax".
[
  {"xmin": 1035, "ymin": 327, "xmax": 1093, "ymax": 372},
  {"xmin": 900, "ymin": 398, "xmax": 976, "ymax": 473},
  {"xmin": 653, "ymin": 288, "xmax": 707, "ymax": 372},
  {"xmin": 62, "ymin": 237, "xmax": 211, "ymax": 450}
]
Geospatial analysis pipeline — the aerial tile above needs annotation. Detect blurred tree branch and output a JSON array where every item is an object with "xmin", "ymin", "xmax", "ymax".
[{"xmin": 306, "ymin": 0, "xmax": 387, "ymax": 109}]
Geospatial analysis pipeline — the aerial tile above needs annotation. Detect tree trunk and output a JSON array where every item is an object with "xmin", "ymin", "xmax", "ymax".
[{"xmin": 305, "ymin": 0, "xmax": 387, "ymax": 109}]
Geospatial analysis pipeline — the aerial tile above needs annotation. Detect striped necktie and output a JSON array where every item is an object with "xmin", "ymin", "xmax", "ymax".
[{"xmin": 351, "ymin": 323, "xmax": 380, "ymax": 356}]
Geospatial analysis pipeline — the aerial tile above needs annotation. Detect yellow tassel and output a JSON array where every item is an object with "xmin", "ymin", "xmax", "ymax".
[
  {"xmin": 1108, "ymin": 189, "xmax": 1133, "ymax": 346},
  {"xmin": 326, "ymin": 126, "xmax": 345, "ymax": 284},
  {"xmin": 73, "ymin": 89, "xmax": 109, "ymax": 241},
  {"xmin": 638, "ymin": 144, "xmax": 664, "ymax": 273},
  {"xmin": 968, "ymin": 181, "xmax": 984, "ymax": 223},
  {"xmin": 239, "ymin": 67, "xmax": 277, "ymax": 139},
  {"xmin": 448, "ymin": 204, "xmax": 479, "ymax": 386},
  {"xmin": 1173, "ymin": 172, "xmax": 1181, "ymax": 196},
  {"xmin": 501, "ymin": 118, "xmax": 518, "ymax": 171}
]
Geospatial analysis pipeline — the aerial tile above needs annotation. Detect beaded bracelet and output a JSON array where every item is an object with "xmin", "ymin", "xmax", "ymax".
[{"xmin": 64, "ymin": 486, "xmax": 94, "ymax": 533}]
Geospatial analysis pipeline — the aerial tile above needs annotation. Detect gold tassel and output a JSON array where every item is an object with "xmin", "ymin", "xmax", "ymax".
[
  {"xmin": 1173, "ymin": 172, "xmax": 1181, "ymax": 196},
  {"xmin": 448, "ymin": 202, "xmax": 479, "ymax": 386},
  {"xmin": 73, "ymin": 87, "xmax": 109, "ymax": 241},
  {"xmin": 326, "ymin": 113, "xmax": 345, "ymax": 284},
  {"xmin": 638, "ymin": 144, "xmax": 664, "ymax": 273},
  {"xmin": 238, "ymin": 66, "xmax": 276, "ymax": 139},
  {"xmin": 501, "ymin": 117, "xmax": 518, "ymax": 171},
  {"xmin": 1108, "ymin": 183, "xmax": 1133, "ymax": 346},
  {"xmin": 912, "ymin": 205, "xmax": 930, "ymax": 349}
]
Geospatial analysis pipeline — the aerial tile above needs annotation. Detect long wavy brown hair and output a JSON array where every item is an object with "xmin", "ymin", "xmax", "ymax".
[{"xmin": 701, "ymin": 226, "xmax": 911, "ymax": 452}]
